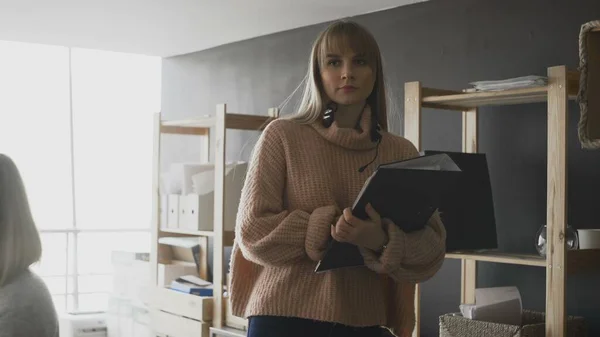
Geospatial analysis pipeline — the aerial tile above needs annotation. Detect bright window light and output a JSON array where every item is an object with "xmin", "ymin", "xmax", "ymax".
[{"xmin": 0, "ymin": 40, "xmax": 161, "ymax": 314}]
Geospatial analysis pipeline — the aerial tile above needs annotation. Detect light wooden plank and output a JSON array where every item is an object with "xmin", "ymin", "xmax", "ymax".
[
  {"xmin": 423, "ymin": 86, "xmax": 549, "ymax": 108},
  {"xmin": 460, "ymin": 108, "xmax": 478, "ymax": 306},
  {"xmin": 422, "ymin": 102, "xmax": 469, "ymax": 112},
  {"xmin": 462, "ymin": 108, "xmax": 478, "ymax": 153},
  {"xmin": 213, "ymin": 103, "xmax": 227, "ymax": 328},
  {"xmin": 160, "ymin": 125, "xmax": 210, "ymax": 136},
  {"xmin": 546, "ymin": 65, "xmax": 568, "ymax": 337},
  {"xmin": 404, "ymin": 82, "xmax": 422, "ymax": 150},
  {"xmin": 162, "ymin": 117, "xmax": 215, "ymax": 128},
  {"xmin": 460, "ymin": 260, "xmax": 477, "ymax": 304},
  {"xmin": 422, "ymin": 87, "xmax": 462, "ymax": 97},
  {"xmin": 446, "ymin": 251, "xmax": 546, "ymax": 267},
  {"xmin": 225, "ymin": 113, "xmax": 275, "ymax": 130},
  {"xmin": 150, "ymin": 113, "xmax": 161, "ymax": 285},
  {"xmin": 160, "ymin": 228, "xmax": 215, "ymax": 237},
  {"xmin": 404, "ymin": 81, "xmax": 422, "ymax": 337},
  {"xmin": 161, "ymin": 113, "xmax": 274, "ymax": 132},
  {"xmin": 413, "ymin": 285, "xmax": 420, "ymax": 337}
]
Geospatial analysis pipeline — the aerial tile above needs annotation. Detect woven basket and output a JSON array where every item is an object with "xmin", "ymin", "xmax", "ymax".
[
  {"xmin": 439, "ymin": 310, "xmax": 587, "ymax": 337},
  {"xmin": 577, "ymin": 20, "xmax": 600, "ymax": 149}
]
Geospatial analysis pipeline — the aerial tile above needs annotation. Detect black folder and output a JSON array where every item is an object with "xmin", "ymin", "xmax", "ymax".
[
  {"xmin": 423, "ymin": 150, "xmax": 498, "ymax": 252},
  {"xmin": 314, "ymin": 153, "xmax": 462, "ymax": 272}
]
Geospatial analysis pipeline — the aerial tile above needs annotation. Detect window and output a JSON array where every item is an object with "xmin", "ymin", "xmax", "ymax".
[{"xmin": 0, "ymin": 41, "xmax": 161, "ymax": 313}]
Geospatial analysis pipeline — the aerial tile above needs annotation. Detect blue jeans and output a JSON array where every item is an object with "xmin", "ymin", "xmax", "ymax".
[{"xmin": 247, "ymin": 316, "xmax": 386, "ymax": 337}]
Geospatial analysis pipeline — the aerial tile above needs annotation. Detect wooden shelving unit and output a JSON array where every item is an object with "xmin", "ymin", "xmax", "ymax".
[
  {"xmin": 405, "ymin": 65, "xmax": 600, "ymax": 337},
  {"xmin": 149, "ymin": 104, "xmax": 278, "ymax": 335}
]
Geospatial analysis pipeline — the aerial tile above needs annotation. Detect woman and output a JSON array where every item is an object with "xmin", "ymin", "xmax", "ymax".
[
  {"xmin": 229, "ymin": 20, "xmax": 446, "ymax": 337},
  {"xmin": 0, "ymin": 154, "xmax": 59, "ymax": 337}
]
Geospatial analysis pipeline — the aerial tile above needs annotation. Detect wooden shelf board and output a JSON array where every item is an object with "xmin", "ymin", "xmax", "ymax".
[
  {"xmin": 160, "ymin": 228, "xmax": 215, "ymax": 236},
  {"xmin": 447, "ymin": 249, "xmax": 600, "ymax": 273},
  {"xmin": 159, "ymin": 228, "xmax": 236, "ymax": 246},
  {"xmin": 160, "ymin": 113, "xmax": 275, "ymax": 135},
  {"xmin": 209, "ymin": 326, "xmax": 247, "ymax": 337},
  {"xmin": 225, "ymin": 114, "xmax": 275, "ymax": 130},
  {"xmin": 421, "ymin": 72, "xmax": 579, "ymax": 109},
  {"xmin": 162, "ymin": 116, "xmax": 215, "ymax": 129},
  {"xmin": 446, "ymin": 251, "xmax": 546, "ymax": 267}
]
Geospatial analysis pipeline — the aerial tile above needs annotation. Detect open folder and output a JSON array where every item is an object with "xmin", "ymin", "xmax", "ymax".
[{"xmin": 315, "ymin": 153, "xmax": 462, "ymax": 273}]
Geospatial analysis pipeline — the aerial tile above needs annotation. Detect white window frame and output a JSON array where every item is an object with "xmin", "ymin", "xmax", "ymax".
[
  {"xmin": 38, "ymin": 228, "xmax": 149, "ymax": 312},
  {"xmin": 27, "ymin": 47, "xmax": 155, "ymax": 313}
]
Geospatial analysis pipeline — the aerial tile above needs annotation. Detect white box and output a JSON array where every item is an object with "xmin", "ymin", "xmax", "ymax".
[
  {"xmin": 159, "ymin": 195, "xmax": 168, "ymax": 229},
  {"xmin": 147, "ymin": 286, "xmax": 213, "ymax": 322},
  {"xmin": 111, "ymin": 251, "xmax": 150, "ymax": 303},
  {"xmin": 186, "ymin": 161, "xmax": 248, "ymax": 232},
  {"xmin": 157, "ymin": 262, "xmax": 198, "ymax": 287},
  {"xmin": 167, "ymin": 195, "xmax": 180, "ymax": 229},
  {"xmin": 132, "ymin": 305, "xmax": 152, "ymax": 337},
  {"xmin": 150, "ymin": 309, "xmax": 210, "ymax": 337},
  {"xmin": 180, "ymin": 194, "xmax": 213, "ymax": 231}
]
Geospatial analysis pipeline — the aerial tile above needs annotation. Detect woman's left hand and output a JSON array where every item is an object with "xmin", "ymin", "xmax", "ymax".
[{"xmin": 331, "ymin": 203, "xmax": 388, "ymax": 252}]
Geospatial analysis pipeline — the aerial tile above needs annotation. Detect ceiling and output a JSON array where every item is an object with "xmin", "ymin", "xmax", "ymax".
[{"xmin": 0, "ymin": 0, "xmax": 426, "ymax": 57}]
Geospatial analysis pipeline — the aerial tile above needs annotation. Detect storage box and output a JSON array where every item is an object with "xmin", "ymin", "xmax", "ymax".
[
  {"xmin": 149, "ymin": 308, "xmax": 210, "ymax": 337},
  {"xmin": 439, "ymin": 310, "xmax": 587, "ymax": 337},
  {"xmin": 166, "ymin": 194, "xmax": 180, "ymax": 229},
  {"xmin": 160, "ymin": 162, "xmax": 248, "ymax": 232},
  {"xmin": 157, "ymin": 262, "xmax": 198, "ymax": 287},
  {"xmin": 111, "ymin": 251, "xmax": 151, "ymax": 303},
  {"xmin": 180, "ymin": 193, "xmax": 213, "ymax": 231},
  {"xmin": 147, "ymin": 286, "xmax": 213, "ymax": 322}
]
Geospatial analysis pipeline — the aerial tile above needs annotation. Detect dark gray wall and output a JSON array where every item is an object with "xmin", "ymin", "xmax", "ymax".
[{"xmin": 161, "ymin": 0, "xmax": 600, "ymax": 335}]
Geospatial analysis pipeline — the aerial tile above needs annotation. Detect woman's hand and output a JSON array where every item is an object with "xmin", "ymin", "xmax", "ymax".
[{"xmin": 330, "ymin": 203, "xmax": 388, "ymax": 252}]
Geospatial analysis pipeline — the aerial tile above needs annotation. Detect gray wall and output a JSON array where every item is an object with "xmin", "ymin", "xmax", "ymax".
[{"xmin": 161, "ymin": 0, "xmax": 600, "ymax": 335}]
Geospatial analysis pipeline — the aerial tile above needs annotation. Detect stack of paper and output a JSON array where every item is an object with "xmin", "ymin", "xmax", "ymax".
[
  {"xmin": 170, "ymin": 275, "xmax": 213, "ymax": 296},
  {"xmin": 470, "ymin": 75, "xmax": 548, "ymax": 92},
  {"xmin": 459, "ymin": 286, "xmax": 523, "ymax": 326}
]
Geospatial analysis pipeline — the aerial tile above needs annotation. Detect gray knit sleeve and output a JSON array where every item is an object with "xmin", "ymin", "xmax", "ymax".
[{"xmin": 0, "ymin": 270, "xmax": 59, "ymax": 337}]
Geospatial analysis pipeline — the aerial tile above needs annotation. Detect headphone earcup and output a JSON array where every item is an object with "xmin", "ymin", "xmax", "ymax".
[
  {"xmin": 322, "ymin": 103, "xmax": 336, "ymax": 128},
  {"xmin": 370, "ymin": 111, "xmax": 382, "ymax": 142},
  {"xmin": 371, "ymin": 125, "xmax": 382, "ymax": 142}
]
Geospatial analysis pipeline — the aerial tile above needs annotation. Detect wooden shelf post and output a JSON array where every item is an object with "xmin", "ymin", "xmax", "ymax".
[
  {"xmin": 150, "ymin": 112, "xmax": 162, "ymax": 286},
  {"xmin": 460, "ymin": 107, "xmax": 478, "ymax": 305},
  {"xmin": 404, "ymin": 81, "xmax": 422, "ymax": 337},
  {"xmin": 213, "ymin": 103, "xmax": 227, "ymax": 329},
  {"xmin": 546, "ymin": 66, "xmax": 569, "ymax": 337}
]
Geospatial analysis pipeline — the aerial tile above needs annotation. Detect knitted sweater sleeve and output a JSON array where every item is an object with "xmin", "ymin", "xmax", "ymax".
[
  {"xmin": 235, "ymin": 121, "xmax": 340, "ymax": 267},
  {"xmin": 360, "ymin": 140, "xmax": 446, "ymax": 283}
]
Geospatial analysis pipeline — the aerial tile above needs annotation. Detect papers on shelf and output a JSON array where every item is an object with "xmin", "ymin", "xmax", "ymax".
[
  {"xmin": 170, "ymin": 275, "xmax": 213, "ymax": 296},
  {"xmin": 470, "ymin": 75, "xmax": 548, "ymax": 92},
  {"xmin": 459, "ymin": 286, "xmax": 523, "ymax": 326}
]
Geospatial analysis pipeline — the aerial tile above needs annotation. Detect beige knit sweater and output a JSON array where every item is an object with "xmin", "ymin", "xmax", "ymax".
[{"xmin": 229, "ymin": 106, "xmax": 446, "ymax": 334}]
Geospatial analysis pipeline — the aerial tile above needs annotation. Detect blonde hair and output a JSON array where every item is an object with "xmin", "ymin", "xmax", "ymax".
[
  {"xmin": 285, "ymin": 20, "xmax": 389, "ymax": 131},
  {"xmin": 0, "ymin": 154, "xmax": 42, "ymax": 287}
]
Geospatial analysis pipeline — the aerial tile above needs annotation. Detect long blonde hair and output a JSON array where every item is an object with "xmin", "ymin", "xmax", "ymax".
[
  {"xmin": 285, "ymin": 20, "xmax": 389, "ymax": 131},
  {"xmin": 0, "ymin": 154, "xmax": 42, "ymax": 287}
]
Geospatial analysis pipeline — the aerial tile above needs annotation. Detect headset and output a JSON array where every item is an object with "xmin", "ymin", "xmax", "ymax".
[{"xmin": 322, "ymin": 103, "xmax": 382, "ymax": 172}]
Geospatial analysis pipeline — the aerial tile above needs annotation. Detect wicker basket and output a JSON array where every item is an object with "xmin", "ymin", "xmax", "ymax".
[
  {"xmin": 439, "ymin": 310, "xmax": 587, "ymax": 337},
  {"xmin": 577, "ymin": 20, "xmax": 600, "ymax": 149}
]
